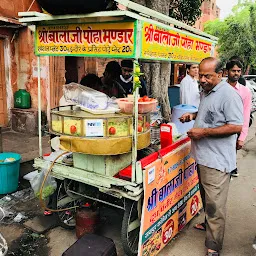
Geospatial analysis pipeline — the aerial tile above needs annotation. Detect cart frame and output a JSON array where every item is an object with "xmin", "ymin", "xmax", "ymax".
[{"xmin": 19, "ymin": 2, "xmax": 217, "ymax": 255}]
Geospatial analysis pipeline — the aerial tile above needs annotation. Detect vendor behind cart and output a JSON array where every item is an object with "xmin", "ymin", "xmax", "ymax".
[
  {"xmin": 101, "ymin": 61, "xmax": 127, "ymax": 98},
  {"xmin": 118, "ymin": 59, "xmax": 147, "ymax": 97}
]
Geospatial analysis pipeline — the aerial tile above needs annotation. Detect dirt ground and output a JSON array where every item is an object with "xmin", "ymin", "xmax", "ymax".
[{"xmin": 0, "ymin": 120, "xmax": 256, "ymax": 256}]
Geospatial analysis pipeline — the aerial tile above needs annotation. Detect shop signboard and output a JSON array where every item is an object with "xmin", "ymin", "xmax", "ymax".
[
  {"xmin": 141, "ymin": 21, "xmax": 214, "ymax": 63},
  {"xmin": 139, "ymin": 141, "xmax": 202, "ymax": 256},
  {"xmin": 35, "ymin": 21, "xmax": 136, "ymax": 58}
]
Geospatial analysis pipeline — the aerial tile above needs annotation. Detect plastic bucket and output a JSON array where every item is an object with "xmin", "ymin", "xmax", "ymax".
[
  {"xmin": 171, "ymin": 104, "xmax": 198, "ymax": 135},
  {"xmin": 0, "ymin": 153, "xmax": 21, "ymax": 194}
]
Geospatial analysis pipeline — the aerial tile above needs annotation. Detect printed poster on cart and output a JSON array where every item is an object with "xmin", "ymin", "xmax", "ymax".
[
  {"xmin": 139, "ymin": 141, "xmax": 202, "ymax": 256},
  {"xmin": 35, "ymin": 21, "xmax": 136, "ymax": 58}
]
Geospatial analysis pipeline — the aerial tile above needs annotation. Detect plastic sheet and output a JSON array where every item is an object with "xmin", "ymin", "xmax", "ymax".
[{"xmin": 64, "ymin": 83, "xmax": 118, "ymax": 110}]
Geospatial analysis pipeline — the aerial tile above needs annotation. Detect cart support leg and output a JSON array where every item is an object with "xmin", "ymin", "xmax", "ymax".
[
  {"xmin": 132, "ymin": 59, "xmax": 139, "ymax": 183},
  {"xmin": 37, "ymin": 57, "xmax": 42, "ymax": 157}
]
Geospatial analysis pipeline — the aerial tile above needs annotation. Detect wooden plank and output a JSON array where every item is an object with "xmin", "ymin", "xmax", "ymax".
[
  {"xmin": 49, "ymin": 56, "xmax": 65, "ymax": 108},
  {"xmin": 34, "ymin": 157, "xmax": 140, "ymax": 188},
  {"xmin": 0, "ymin": 39, "xmax": 7, "ymax": 126}
]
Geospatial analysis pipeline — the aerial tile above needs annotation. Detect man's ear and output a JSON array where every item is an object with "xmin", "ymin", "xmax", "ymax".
[{"xmin": 217, "ymin": 70, "xmax": 223, "ymax": 78}]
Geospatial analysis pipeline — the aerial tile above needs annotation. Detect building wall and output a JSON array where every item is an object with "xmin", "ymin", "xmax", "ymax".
[
  {"xmin": 195, "ymin": 0, "xmax": 220, "ymax": 31},
  {"xmin": 0, "ymin": 28, "xmax": 17, "ymax": 123},
  {"xmin": 0, "ymin": 0, "xmax": 49, "ymax": 126},
  {"xmin": 18, "ymin": 28, "xmax": 49, "ymax": 111}
]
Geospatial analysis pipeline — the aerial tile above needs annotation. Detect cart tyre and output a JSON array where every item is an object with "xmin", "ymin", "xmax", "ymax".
[
  {"xmin": 52, "ymin": 179, "xmax": 78, "ymax": 230},
  {"xmin": 121, "ymin": 199, "xmax": 141, "ymax": 256}
]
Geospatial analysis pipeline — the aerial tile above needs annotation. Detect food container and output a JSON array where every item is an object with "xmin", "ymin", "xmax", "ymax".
[
  {"xmin": 116, "ymin": 98, "xmax": 158, "ymax": 114},
  {"xmin": 63, "ymin": 117, "xmax": 83, "ymax": 136}
]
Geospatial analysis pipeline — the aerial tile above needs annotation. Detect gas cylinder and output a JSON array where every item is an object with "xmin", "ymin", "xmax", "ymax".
[{"xmin": 75, "ymin": 205, "xmax": 100, "ymax": 239}]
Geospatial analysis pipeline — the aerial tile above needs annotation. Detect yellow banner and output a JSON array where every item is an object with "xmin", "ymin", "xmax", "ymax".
[
  {"xmin": 139, "ymin": 141, "xmax": 202, "ymax": 256},
  {"xmin": 35, "ymin": 22, "xmax": 136, "ymax": 57},
  {"xmin": 141, "ymin": 22, "xmax": 214, "ymax": 63}
]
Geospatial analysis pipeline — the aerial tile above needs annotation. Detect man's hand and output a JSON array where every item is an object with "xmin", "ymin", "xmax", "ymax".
[
  {"xmin": 236, "ymin": 140, "xmax": 244, "ymax": 150},
  {"xmin": 179, "ymin": 113, "xmax": 196, "ymax": 123},
  {"xmin": 187, "ymin": 128, "xmax": 207, "ymax": 140}
]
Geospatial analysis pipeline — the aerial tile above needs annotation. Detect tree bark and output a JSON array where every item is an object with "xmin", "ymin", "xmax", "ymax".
[{"xmin": 134, "ymin": 0, "xmax": 172, "ymax": 120}]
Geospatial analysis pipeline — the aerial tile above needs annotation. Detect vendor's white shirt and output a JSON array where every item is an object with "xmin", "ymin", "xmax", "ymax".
[{"xmin": 180, "ymin": 75, "xmax": 200, "ymax": 107}]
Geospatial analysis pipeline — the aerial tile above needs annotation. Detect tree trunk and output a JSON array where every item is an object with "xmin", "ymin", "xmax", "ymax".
[{"xmin": 133, "ymin": 0, "xmax": 172, "ymax": 121}]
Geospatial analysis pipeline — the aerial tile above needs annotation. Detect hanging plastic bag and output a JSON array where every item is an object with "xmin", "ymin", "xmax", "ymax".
[
  {"xmin": 63, "ymin": 83, "xmax": 118, "ymax": 110},
  {"xmin": 30, "ymin": 168, "xmax": 57, "ymax": 200}
]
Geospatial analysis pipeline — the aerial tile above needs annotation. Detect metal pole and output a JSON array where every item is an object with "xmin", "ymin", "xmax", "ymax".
[
  {"xmin": 37, "ymin": 57, "xmax": 42, "ymax": 157},
  {"xmin": 132, "ymin": 59, "xmax": 139, "ymax": 183}
]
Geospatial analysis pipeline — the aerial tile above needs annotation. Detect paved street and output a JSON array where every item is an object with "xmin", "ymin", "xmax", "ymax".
[
  {"xmin": 159, "ymin": 129, "xmax": 256, "ymax": 256},
  {"xmin": 1, "ymin": 121, "xmax": 255, "ymax": 256}
]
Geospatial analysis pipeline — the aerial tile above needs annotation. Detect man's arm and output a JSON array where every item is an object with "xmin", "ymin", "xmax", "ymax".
[
  {"xmin": 187, "ymin": 124, "xmax": 242, "ymax": 140},
  {"xmin": 179, "ymin": 112, "xmax": 197, "ymax": 123},
  {"xmin": 179, "ymin": 79, "xmax": 191, "ymax": 105},
  {"xmin": 188, "ymin": 93, "xmax": 244, "ymax": 140},
  {"xmin": 238, "ymin": 89, "xmax": 252, "ymax": 142}
]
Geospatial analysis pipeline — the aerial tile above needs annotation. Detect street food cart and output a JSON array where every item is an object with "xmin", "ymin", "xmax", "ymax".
[{"xmin": 19, "ymin": 1, "xmax": 217, "ymax": 255}]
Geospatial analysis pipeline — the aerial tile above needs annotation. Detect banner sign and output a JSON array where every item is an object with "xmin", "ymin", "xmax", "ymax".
[
  {"xmin": 35, "ymin": 22, "xmax": 136, "ymax": 57},
  {"xmin": 139, "ymin": 141, "xmax": 202, "ymax": 256},
  {"xmin": 141, "ymin": 21, "xmax": 214, "ymax": 63}
]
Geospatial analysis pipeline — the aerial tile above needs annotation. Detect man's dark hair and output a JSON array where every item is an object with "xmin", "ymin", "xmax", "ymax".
[
  {"xmin": 186, "ymin": 64, "xmax": 198, "ymax": 70},
  {"xmin": 229, "ymin": 56, "xmax": 244, "ymax": 65},
  {"xmin": 226, "ymin": 60, "xmax": 243, "ymax": 71},
  {"xmin": 121, "ymin": 59, "xmax": 133, "ymax": 69},
  {"xmin": 215, "ymin": 60, "xmax": 224, "ymax": 73},
  {"xmin": 80, "ymin": 73, "xmax": 101, "ymax": 87},
  {"xmin": 80, "ymin": 73, "xmax": 101, "ymax": 91},
  {"xmin": 105, "ymin": 61, "xmax": 122, "ymax": 79}
]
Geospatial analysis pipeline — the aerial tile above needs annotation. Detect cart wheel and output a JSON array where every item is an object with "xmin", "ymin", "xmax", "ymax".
[
  {"xmin": 52, "ymin": 179, "xmax": 81, "ymax": 230},
  {"xmin": 121, "ymin": 199, "xmax": 141, "ymax": 256}
]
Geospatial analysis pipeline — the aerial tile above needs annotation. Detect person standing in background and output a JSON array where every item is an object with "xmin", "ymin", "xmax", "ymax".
[
  {"xmin": 180, "ymin": 64, "xmax": 200, "ymax": 107},
  {"xmin": 101, "ymin": 61, "xmax": 126, "ymax": 98},
  {"xmin": 229, "ymin": 56, "xmax": 246, "ymax": 86},
  {"xmin": 226, "ymin": 60, "xmax": 252, "ymax": 177}
]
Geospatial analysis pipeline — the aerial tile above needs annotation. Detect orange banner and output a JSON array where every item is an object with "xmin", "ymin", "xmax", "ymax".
[{"xmin": 139, "ymin": 141, "xmax": 202, "ymax": 256}]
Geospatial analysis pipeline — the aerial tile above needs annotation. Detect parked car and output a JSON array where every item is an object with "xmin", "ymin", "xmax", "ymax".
[
  {"xmin": 244, "ymin": 76, "xmax": 256, "ymax": 112},
  {"xmin": 243, "ymin": 75, "xmax": 256, "ymax": 82}
]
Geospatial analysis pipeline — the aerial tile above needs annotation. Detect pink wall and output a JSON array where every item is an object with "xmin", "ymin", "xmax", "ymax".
[{"xmin": 0, "ymin": 0, "xmax": 41, "ymax": 18}]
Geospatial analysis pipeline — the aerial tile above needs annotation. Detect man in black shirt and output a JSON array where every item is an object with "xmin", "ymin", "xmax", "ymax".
[{"xmin": 118, "ymin": 60, "xmax": 147, "ymax": 97}]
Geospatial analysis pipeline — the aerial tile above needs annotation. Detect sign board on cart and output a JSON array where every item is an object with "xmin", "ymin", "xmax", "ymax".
[
  {"xmin": 35, "ymin": 21, "xmax": 136, "ymax": 58},
  {"xmin": 141, "ymin": 21, "xmax": 214, "ymax": 63},
  {"xmin": 35, "ymin": 20, "xmax": 215, "ymax": 63},
  {"xmin": 138, "ymin": 141, "xmax": 202, "ymax": 256}
]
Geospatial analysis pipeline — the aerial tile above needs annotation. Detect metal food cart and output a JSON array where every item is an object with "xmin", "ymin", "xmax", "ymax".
[{"xmin": 19, "ymin": 1, "xmax": 217, "ymax": 255}]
